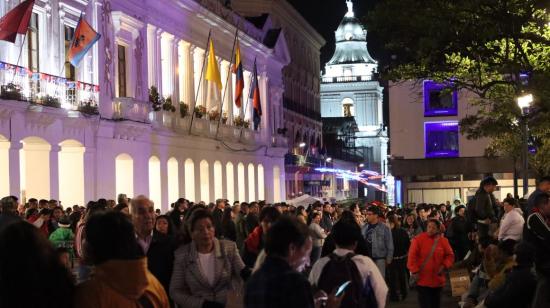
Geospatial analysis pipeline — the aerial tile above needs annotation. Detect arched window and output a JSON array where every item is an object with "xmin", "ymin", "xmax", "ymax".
[{"xmin": 341, "ymin": 97, "xmax": 354, "ymax": 117}]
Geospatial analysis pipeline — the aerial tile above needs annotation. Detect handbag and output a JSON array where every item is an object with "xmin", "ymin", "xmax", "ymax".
[{"xmin": 409, "ymin": 236, "xmax": 440, "ymax": 288}]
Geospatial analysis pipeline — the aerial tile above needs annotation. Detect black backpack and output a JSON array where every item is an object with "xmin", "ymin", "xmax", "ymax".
[
  {"xmin": 317, "ymin": 253, "xmax": 377, "ymax": 308},
  {"xmin": 466, "ymin": 196, "xmax": 478, "ymax": 226}
]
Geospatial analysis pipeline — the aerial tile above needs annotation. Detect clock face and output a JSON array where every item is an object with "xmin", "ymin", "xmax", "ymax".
[{"xmin": 345, "ymin": 33, "xmax": 353, "ymax": 40}]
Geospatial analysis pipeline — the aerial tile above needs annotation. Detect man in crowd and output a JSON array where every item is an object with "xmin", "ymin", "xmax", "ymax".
[
  {"xmin": 523, "ymin": 193, "xmax": 550, "ymax": 308},
  {"xmin": 0, "ymin": 196, "xmax": 21, "ymax": 234},
  {"xmin": 245, "ymin": 217, "xmax": 341, "ymax": 308},
  {"xmin": 310, "ymin": 221, "xmax": 388, "ymax": 308},
  {"xmin": 246, "ymin": 202, "xmax": 260, "ymax": 234},
  {"xmin": 362, "ymin": 206, "xmax": 394, "ymax": 279},
  {"xmin": 416, "ymin": 204, "xmax": 430, "ymax": 232},
  {"xmin": 169, "ymin": 198, "xmax": 187, "ymax": 233},
  {"xmin": 320, "ymin": 202, "xmax": 334, "ymax": 233},
  {"xmin": 117, "ymin": 193, "xmax": 129, "ymax": 208},
  {"xmin": 131, "ymin": 195, "xmax": 175, "ymax": 296},
  {"xmin": 212, "ymin": 199, "xmax": 225, "ymax": 238},
  {"xmin": 474, "ymin": 177, "xmax": 498, "ymax": 239},
  {"xmin": 236, "ymin": 203, "xmax": 249, "ymax": 251},
  {"xmin": 526, "ymin": 176, "xmax": 550, "ymax": 216}
]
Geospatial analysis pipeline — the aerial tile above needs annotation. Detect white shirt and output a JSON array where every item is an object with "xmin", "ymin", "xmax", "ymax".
[
  {"xmin": 498, "ymin": 208, "xmax": 525, "ymax": 241},
  {"xmin": 309, "ymin": 248, "xmax": 388, "ymax": 308},
  {"xmin": 198, "ymin": 251, "xmax": 216, "ymax": 286},
  {"xmin": 136, "ymin": 231, "xmax": 153, "ymax": 254}
]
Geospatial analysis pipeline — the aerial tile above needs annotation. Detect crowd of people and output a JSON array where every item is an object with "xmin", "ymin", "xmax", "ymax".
[{"xmin": 0, "ymin": 175, "xmax": 549, "ymax": 308}]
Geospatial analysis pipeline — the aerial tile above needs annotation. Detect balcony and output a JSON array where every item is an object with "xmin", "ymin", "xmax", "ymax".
[
  {"xmin": 321, "ymin": 75, "xmax": 373, "ymax": 83},
  {"xmin": 0, "ymin": 61, "xmax": 99, "ymax": 114}
]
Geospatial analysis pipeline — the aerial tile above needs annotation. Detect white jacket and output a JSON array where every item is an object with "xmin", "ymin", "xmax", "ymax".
[
  {"xmin": 309, "ymin": 248, "xmax": 388, "ymax": 308},
  {"xmin": 498, "ymin": 208, "xmax": 525, "ymax": 241}
]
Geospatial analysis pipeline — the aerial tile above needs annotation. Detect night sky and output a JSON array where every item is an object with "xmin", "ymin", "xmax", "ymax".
[{"xmin": 286, "ymin": 0, "xmax": 384, "ymax": 70}]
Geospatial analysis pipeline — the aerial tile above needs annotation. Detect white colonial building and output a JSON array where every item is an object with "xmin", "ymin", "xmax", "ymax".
[
  {"xmin": 320, "ymin": 0, "xmax": 388, "ymax": 199},
  {"xmin": 0, "ymin": 0, "xmax": 290, "ymax": 211}
]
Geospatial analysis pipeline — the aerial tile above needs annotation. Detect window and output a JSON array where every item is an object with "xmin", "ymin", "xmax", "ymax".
[
  {"xmin": 117, "ymin": 45, "xmax": 127, "ymax": 97},
  {"xmin": 341, "ymin": 97, "xmax": 354, "ymax": 117},
  {"xmin": 423, "ymin": 80, "xmax": 458, "ymax": 116},
  {"xmin": 424, "ymin": 121, "xmax": 459, "ymax": 158},
  {"xmin": 27, "ymin": 13, "xmax": 39, "ymax": 72},
  {"xmin": 64, "ymin": 25, "xmax": 75, "ymax": 80}
]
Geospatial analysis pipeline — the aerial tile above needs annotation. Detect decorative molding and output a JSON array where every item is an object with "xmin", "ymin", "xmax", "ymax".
[{"xmin": 113, "ymin": 122, "xmax": 149, "ymax": 141}]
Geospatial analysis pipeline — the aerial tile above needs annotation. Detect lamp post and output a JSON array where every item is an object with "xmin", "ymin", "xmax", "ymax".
[{"xmin": 517, "ymin": 93, "xmax": 533, "ymax": 197}]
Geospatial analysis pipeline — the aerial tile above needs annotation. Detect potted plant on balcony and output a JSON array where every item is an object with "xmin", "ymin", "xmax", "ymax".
[
  {"xmin": 78, "ymin": 99, "xmax": 99, "ymax": 115},
  {"xmin": 222, "ymin": 112, "xmax": 228, "ymax": 124},
  {"xmin": 42, "ymin": 95, "xmax": 61, "ymax": 108},
  {"xmin": 234, "ymin": 115, "xmax": 244, "ymax": 127},
  {"xmin": 179, "ymin": 102, "xmax": 189, "ymax": 118},
  {"xmin": 162, "ymin": 96, "xmax": 176, "ymax": 112},
  {"xmin": 149, "ymin": 86, "xmax": 162, "ymax": 111},
  {"xmin": 0, "ymin": 83, "xmax": 22, "ymax": 101},
  {"xmin": 208, "ymin": 109, "xmax": 220, "ymax": 122},
  {"xmin": 194, "ymin": 105, "xmax": 206, "ymax": 118},
  {"xmin": 243, "ymin": 119, "xmax": 250, "ymax": 129}
]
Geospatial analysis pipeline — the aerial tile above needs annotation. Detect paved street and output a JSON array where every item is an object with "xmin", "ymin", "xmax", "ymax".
[{"xmin": 387, "ymin": 285, "xmax": 460, "ymax": 308}]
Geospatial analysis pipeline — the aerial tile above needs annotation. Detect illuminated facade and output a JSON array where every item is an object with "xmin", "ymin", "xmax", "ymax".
[
  {"xmin": 389, "ymin": 80, "xmax": 536, "ymax": 204},
  {"xmin": 320, "ymin": 0, "xmax": 388, "ymax": 200},
  {"xmin": 0, "ymin": 0, "xmax": 289, "ymax": 210}
]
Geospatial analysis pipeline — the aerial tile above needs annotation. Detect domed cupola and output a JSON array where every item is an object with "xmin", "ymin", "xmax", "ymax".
[{"xmin": 328, "ymin": 0, "xmax": 376, "ymax": 65}]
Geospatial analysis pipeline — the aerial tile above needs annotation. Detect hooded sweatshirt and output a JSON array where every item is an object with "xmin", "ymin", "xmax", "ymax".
[{"xmin": 74, "ymin": 258, "xmax": 169, "ymax": 308}]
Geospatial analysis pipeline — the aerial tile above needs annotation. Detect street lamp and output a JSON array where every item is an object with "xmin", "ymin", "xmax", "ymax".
[
  {"xmin": 326, "ymin": 157, "xmax": 332, "ymax": 162},
  {"xmin": 517, "ymin": 93, "xmax": 533, "ymax": 197},
  {"xmin": 359, "ymin": 163, "xmax": 365, "ymax": 168},
  {"xmin": 299, "ymin": 142, "xmax": 306, "ymax": 148}
]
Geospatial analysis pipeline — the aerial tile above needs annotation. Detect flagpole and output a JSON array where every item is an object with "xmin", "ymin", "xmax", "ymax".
[
  {"xmin": 188, "ymin": 30, "xmax": 212, "ymax": 135},
  {"xmin": 10, "ymin": 32, "xmax": 28, "ymax": 84},
  {"xmin": 215, "ymin": 22, "xmax": 240, "ymax": 140},
  {"xmin": 238, "ymin": 64, "xmax": 255, "ymax": 142}
]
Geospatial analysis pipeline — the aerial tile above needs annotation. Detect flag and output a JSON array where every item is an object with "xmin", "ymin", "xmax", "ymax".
[
  {"xmin": 232, "ymin": 40, "xmax": 244, "ymax": 108},
  {"xmin": 0, "ymin": 0, "xmax": 35, "ymax": 43},
  {"xmin": 205, "ymin": 39, "xmax": 222, "ymax": 112},
  {"xmin": 251, "ymin": 59, "xmax": 262, "ymax": 130},
  {"xmin": 68, "ymin": 14, "xmax": 100, "ymax": 66}
]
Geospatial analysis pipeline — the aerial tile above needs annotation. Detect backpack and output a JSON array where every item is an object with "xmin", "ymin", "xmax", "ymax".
[
  {"xmin": 317, "ymin": 253, "xmax": 377, "ymax": 308},
  {"xmin": 466, "ymin": 196, "xmax": 478, "ymax": 225}
]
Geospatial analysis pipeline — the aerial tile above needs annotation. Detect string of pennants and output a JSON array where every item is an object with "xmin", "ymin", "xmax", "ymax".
[{"xmin": 0, "ymin": 61, "xmax": 99, "ymax": 92}]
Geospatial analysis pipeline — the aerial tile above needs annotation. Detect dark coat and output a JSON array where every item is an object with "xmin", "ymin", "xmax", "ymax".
[
  {"xmin": 447, "ymin": 216, "xmax": 471, "ymax": 261},
  {"xmin": 212, "ymin": 208, "xmax": 224, "ymax": 238},
  {"xmin": 484, "ymin": 265, "xmax": 537, "ymax": 308},
  {"xmin": 319, "ymin": 211, "xmax": 334, "ymax": 232},
  {"xmin": 475, "ymin": 190, "xmax": 497, "ymax": 221},
  {"xmin": 391, "ymin": 227, "xmax": 410, "ymax": 258},
  {"xmin": 146, "ymin": 232, "xmax": 177, "ymax": 295}
]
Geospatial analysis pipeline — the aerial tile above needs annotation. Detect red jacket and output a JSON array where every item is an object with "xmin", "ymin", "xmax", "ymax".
[
  {"xmin": 245, "ymin": 226, "xmax": 263, "ymax": 254},
  {"xmin": 407, "ymin": 232, "xmax": 454, "ymax": 288}
]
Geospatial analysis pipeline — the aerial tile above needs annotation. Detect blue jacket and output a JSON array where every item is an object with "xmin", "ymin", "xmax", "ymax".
[{"xmin": 362, "ymin": 222, "xmax": 394, "ymax": 262}]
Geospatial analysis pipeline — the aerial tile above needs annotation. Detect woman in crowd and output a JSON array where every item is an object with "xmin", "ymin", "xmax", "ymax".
[
  {"xmin": 308, "ymin": 211, "xmax": 327, "ymax": 265},
  {"xmin": 0, "ymin": 221, "xmax": 74, "ymax": 308},
  {"xmin": 170, "ymin": 209, "xmax": 247, "ymax": 308},
  {"xmin": 155, "ymin": 215, "xmax": 174, "ymax": 237},
  {"xmin": 387, "ymin": 213, "xmax": 411, "ymax": 302},
  {"xmin": 74, "ymin": 211, "xmax": 169, "ymax": 307},
  {"xmin": 221, "ymin": 207, "xmax": 237, "ymax": 242},
  {"xmin": 403, "ymin": 213, "xmax": 422, "ymax": 239},
  {"xmin": 447, "ymin": 205, "xmax": 471, "ymax": 261},
  {"xmin": 408, "ymin": 219, "xmax": 454, "ymax": 308},
  {"xmin": 243, "ymin": 207, "xmax": 281, "ymax": 267},
  {"xmin": 321, "ymin": 210, "xmax": 369, "ymax": 257},
  {"xmin": 296, "ymin": 205, "xmax": 307, "ymax": 224}
]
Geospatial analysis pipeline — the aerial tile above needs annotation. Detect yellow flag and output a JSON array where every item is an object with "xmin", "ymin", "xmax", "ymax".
[{"xmin": 205, "ymin": 40, "xmax": 222, "ymax": 90}]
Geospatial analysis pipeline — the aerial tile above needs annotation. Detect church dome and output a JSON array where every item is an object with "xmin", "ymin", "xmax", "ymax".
[{"xmin": 327, "ymin": 1, "xmax": 376, "ymax": 65}]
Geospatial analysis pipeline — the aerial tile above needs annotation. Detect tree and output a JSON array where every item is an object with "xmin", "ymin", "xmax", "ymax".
[{"xmin": 367, "ymin": 0, "xmax": 550, "ymax": 176}]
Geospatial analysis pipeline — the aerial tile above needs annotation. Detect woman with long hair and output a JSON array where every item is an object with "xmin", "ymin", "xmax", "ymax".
[{"xmin": 403, "ymin": 213, "xmax": 422, "ymax": 240}]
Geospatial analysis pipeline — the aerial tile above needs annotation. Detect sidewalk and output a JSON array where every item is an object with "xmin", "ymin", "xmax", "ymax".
[{"xmin": 387, "ymin": 285, "xmax": 459, "ymax": 308}]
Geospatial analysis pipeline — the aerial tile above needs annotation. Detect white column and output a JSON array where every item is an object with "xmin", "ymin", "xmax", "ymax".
[
  {"xmin": 193, "ymin": 47, "xmax": 205, "ymax": 107},
  {"xmin": 171, "ymin": 39, "xmax": 179, "ymax": 109},
  {"xmin": 8, "ymin": 141, "xmax": 21, "ymax": 200},
  {"xmin": 260, "ymin": 72, "xmax": 269, "ymax": 135},
  {"xmin": 160, "ymin": 156, "xmax": 169, "ymax": 213},
  {"xmin": 209, "ymin": 161, "xmax": 215, "ymax": 203},
  {"xmin": 147, "ymin": 25, "xmax": 158, "ymax": 89},
  {"xmin": 83, "ymin": 148, "xmax": 96, "ymax": 203},
  {"xmin": 185, "ymin": 43, "xmax": 195, "ymax": 110},
  {"xmin": 242, "ymin": 70, "xmax": 251, "ymax": 120},
  {"xmin": 221, "ymin": 61, "xmax": 233, "ymax": 124},
  {"xmin": 194, "ymin": 161, "xmax": 201, "ymax": 203},
  {"xmin": 221, "ymin": 161, "xmax": 227, "ymax": 199},
  {"xmin": 49, "ymin": 144, "xmax": 60, "ymax": 200}
]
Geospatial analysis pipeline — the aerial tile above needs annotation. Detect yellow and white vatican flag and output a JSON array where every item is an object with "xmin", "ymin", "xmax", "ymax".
[{"xmin": 205, "ymin": 39, "xmax": 222, "ymax": 116}]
